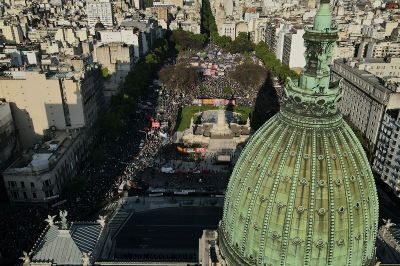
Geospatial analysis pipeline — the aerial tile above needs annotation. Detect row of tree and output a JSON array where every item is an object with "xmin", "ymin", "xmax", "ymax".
[
  {"xmin": 255, "ymin": 42, "xmax": 299, "ymax": 82},
  {"xmin": 171, "ymin": 29, "xmax": 207, "ymax": 51},
  {"xmin": 200, "ymin": 0, "xmax": 297, "ymax": 82},
  {"xmin": 200, "ymin": 0, "xmax": 254, "ymax": 53},
  {"xmin": 98, "ymin": 37, "xmax": 176, "ymax": 138}
]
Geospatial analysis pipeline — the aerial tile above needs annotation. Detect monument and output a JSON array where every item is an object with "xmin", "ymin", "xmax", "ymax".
[
  {"xmin": 210, "ymin": 106, "xmax": 232, "ymax": 138},
  {"xmin": 181, "ymin": 107, "xmax": 251, "ymax": 155}
]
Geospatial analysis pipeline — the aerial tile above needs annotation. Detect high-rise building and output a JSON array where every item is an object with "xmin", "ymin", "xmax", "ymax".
[
  {"xmin": 275, "ymin": 22, "xmax": 291, "ymax": 62},
  {"xmin": 86, "ymin": 0, "xmax": 114, "ymax": 28},
  {"xmin": 218, "ymin": 0, "xmax": 379, "ymax": 265},
  {"xmin": 373, "ymin": 109, "xmax": 400, "ymax": 197},
  {"xmin": 282, "ymin": 27, "xmax": 306, "ymax": 69},
  {"xmin": 265, "ymin": 22, "xmax": 277, "ymax": 53}
]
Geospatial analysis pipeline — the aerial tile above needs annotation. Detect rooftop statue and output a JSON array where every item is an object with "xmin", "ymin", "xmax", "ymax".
[
  {"xmin": 383, "ymin": 218, "xmax": 396, "ymax": 229},
  {"xmin": 60, "ymin": 210, "xmax": 68, "ymax": 230},
  {"xmin": 45, "ymin": 215, "xmax": 56, "ymax": 226},
  {"xmin": 82, "ymin": 252, "xmax": 91, "ymax": 266},
  {"xmin": 19, "ymin": 251, "xmax": 32, "ymax": 266},
  {"xmin": 97, "ymin": 215, "xmax": 106, "ymax": 228}
]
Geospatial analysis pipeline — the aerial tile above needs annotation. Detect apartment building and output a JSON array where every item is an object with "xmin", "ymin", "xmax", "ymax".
[
  {"xmin": 3, "ymin": 129, "xmax": 88, "ymax": 202},
  {"xmin": 358, "ymin": 57, "xmax": 400, "ymax": 78},
  {"xmin": 282, "ymin": 28, "xmax": 306, "ymax": 69},
  {"xmin": 96, "ymin": 42, "xmax": 135, "ymax": 99},
  {"xmin": 331, "ymin": 60, "xmax": 400, "ymax": 152},
  {"xmin": 0, "ymin": 63, "xmax": 104, "ymax": 148},
  {"xmin": 86, "ymin": 0, "xmax": 114, "ymax": 27},
  {"xmin": 0, "ymin": 101, "xmax": 18, "ymax": 170}
]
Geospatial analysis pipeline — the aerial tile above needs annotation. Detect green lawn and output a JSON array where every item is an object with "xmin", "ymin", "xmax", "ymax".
[{"xmin": 176, "ymin": 105, "xmax": 252, "ymax": 131}]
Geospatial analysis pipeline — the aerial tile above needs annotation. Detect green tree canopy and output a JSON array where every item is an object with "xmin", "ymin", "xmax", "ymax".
[
  {"xmin": 171, "ymin": 29, "xmax": 207, "ymax": 51},
  {"xmin": 255, "ymin": 41, "xmax": 298, "ymax": 82},
  {"xmin": 101, "ymin": 67, "xmax": 109, "ymax": 79},
  {"xmin": 227, "ymin": 32, "xmax": 255, "ymax": 53},
  {"xmin": 159, "ymin": 63, "xmax": 199, "ymax": 91},
  {"xmin": 230, "ymin": 63, "xmax": 267, "ymax": 89}
]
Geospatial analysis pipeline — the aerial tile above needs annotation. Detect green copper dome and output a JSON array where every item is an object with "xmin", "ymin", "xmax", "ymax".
[{"xmin": 218, "ymin": 2, "xmax": 379, "ymax": 266}]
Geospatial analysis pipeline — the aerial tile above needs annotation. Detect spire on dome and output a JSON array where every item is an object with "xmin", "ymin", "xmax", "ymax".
[{"xmin": 313, "ymin": 0, "xmax": 333, "ymax": 31}]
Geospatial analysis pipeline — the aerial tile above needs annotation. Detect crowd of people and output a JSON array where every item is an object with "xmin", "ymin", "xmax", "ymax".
[{"xmin": 0, "ymin": 44, "xmax": 282, "ymax": 264}]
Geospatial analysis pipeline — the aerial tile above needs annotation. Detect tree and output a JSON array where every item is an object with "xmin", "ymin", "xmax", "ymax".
[
  {"xmin": 226, "ymin": 32, "xmax": 254, "ymax": 53},
  {"xmin": 145, "ymin": 52, "xmax": 160, "ymax": 65},
  {"xmin": 255, "ymin": 42, "xmax": 298, "ymax": 82},
  {"xmin": 99, "ymin": 111, "xmax": 126, "ymax": 138},
  {"xmin": 171, "ymin": 29, "xmax": 207, "ymax": 51},
  {"xmin": 101, "ymin": 67, "xmax": 109, "ymax": 79},
  {"xmin": 91, "ymin": 148, "xmax": 105, "ymax": 167},
  {"xmin": 230, "ymin": 63, "xmax": 267, "ymax": 89},
  {"xmin": 159, "ymin": 63, "xmax": 199, "ymax": 91}
]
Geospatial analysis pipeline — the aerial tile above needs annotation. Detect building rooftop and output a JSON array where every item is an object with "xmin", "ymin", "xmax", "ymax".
[
  {"xmin": 4, "ymin": 129, "xmax": 81, "ymax": 175},
  {"xmin": 31, "ymin": 222, "xmax": 103, "ymax": 265},
  {"xmin": 113, "ymin": 207, "xmax": 222, "ymax": 262},
  {"xmin": 334, "ymin": 59, "xmax": 396, "ymax": 92}
]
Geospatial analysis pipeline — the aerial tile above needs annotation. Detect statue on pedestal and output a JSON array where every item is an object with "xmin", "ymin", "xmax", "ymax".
[
  {"xmin": 81, "ymin": 252, "xmax": 91, "ymax": 266},
  {"xmin": 19, "ymin": 251, "xmax": 32, "ymax": 266},
  {"xmin": 97, "ymin": 215, "xmax": 106, "ymax": 228},
  {"xmin": 45, "ymin": 215, "xmax": 56, "ymax": 226},
  {"xmin": 383, "ymin": 218, "xmax": 396, "ymax": 229},
  {"xmin": 59, "ymin": 210, "xmax": 68, "ymax": 230}
]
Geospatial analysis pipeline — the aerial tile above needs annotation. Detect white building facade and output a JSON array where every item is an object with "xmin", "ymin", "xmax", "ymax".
[{"xmin": 86, "ymin": 0, "xmax": 114, "ymax": 27}]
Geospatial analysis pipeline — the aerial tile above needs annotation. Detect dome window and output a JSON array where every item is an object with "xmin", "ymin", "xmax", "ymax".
[
  {"xmin": 292, "ymin": 237, "xmax": 302, "ymax": 246},
  {"xmin": 296, "ymin": 206, "xmax": 306, "ymax": 214},
  {"xmin": 338, "ymin": 206, "xmax": 345, "ymax": 214},
  {"xmin": 336, "ymin": 239, "xmax": 345, "ymax": 246},
  {"xmin": 315, "ymin": 239, "xmax": 325, "ymax": 249},
  {"xmin": 300, "ymin": 178, "xmax": 308, "ymax": 186},
  {"xmin": 318, "ymin": 208, "xmax": 326, "ymax": 216}
]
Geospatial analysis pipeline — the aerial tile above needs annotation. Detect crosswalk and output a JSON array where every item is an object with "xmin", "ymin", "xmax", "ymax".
[{"xmin": 103, "ymin": 201, "xmax": 119, "ymax": 212}]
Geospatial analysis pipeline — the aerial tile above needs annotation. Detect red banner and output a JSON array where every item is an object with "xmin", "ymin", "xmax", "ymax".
[
  {"xmin": 176, "ymin": 146, "xmax": 207, "ymax": 153},
  {"xmin": 194, "ymin": 147, "xmax": 207, "ymax": 153},
  {"xmin": 192, "ymin": 98, "xmax": 236, "ymax": 106}
]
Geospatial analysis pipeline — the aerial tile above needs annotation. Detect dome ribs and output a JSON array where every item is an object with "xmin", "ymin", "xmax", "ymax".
[
  {"xmin": 240, "ymin": 123, "xmax": 291, "ymax": 257},
  {"xmin": 301, "ymin": 130, "xmax": 317, "ymax": 266},
  {"xmin": 226, "ymin": 119, "xmax": 284, "ymax": 250},
  {"xmin": 323, "ymin": 129, "xmax": 336, "ymax": 266},
  {"xmin": 331, "ymin": 130, "xmax": 355, "ymax": 266},
  {"xmin": 222, "ymin": 116, "xmax": 278, "ymax": 226},
  {"xmin": 278, "ymin": 128, "xmax": 307, "ymax": 264},
  {"xmin": 338, "ymin": 127, "xmax": 369, "ymax": 264},
  {"xmin": 344, "ymin": 123, "xmax": 379, "ymax": 263}
]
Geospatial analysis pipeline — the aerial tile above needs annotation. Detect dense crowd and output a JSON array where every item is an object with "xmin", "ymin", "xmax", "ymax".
[{"xmin": 0, "ymin": 44, "xmax": 280, "ymax": 264}]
